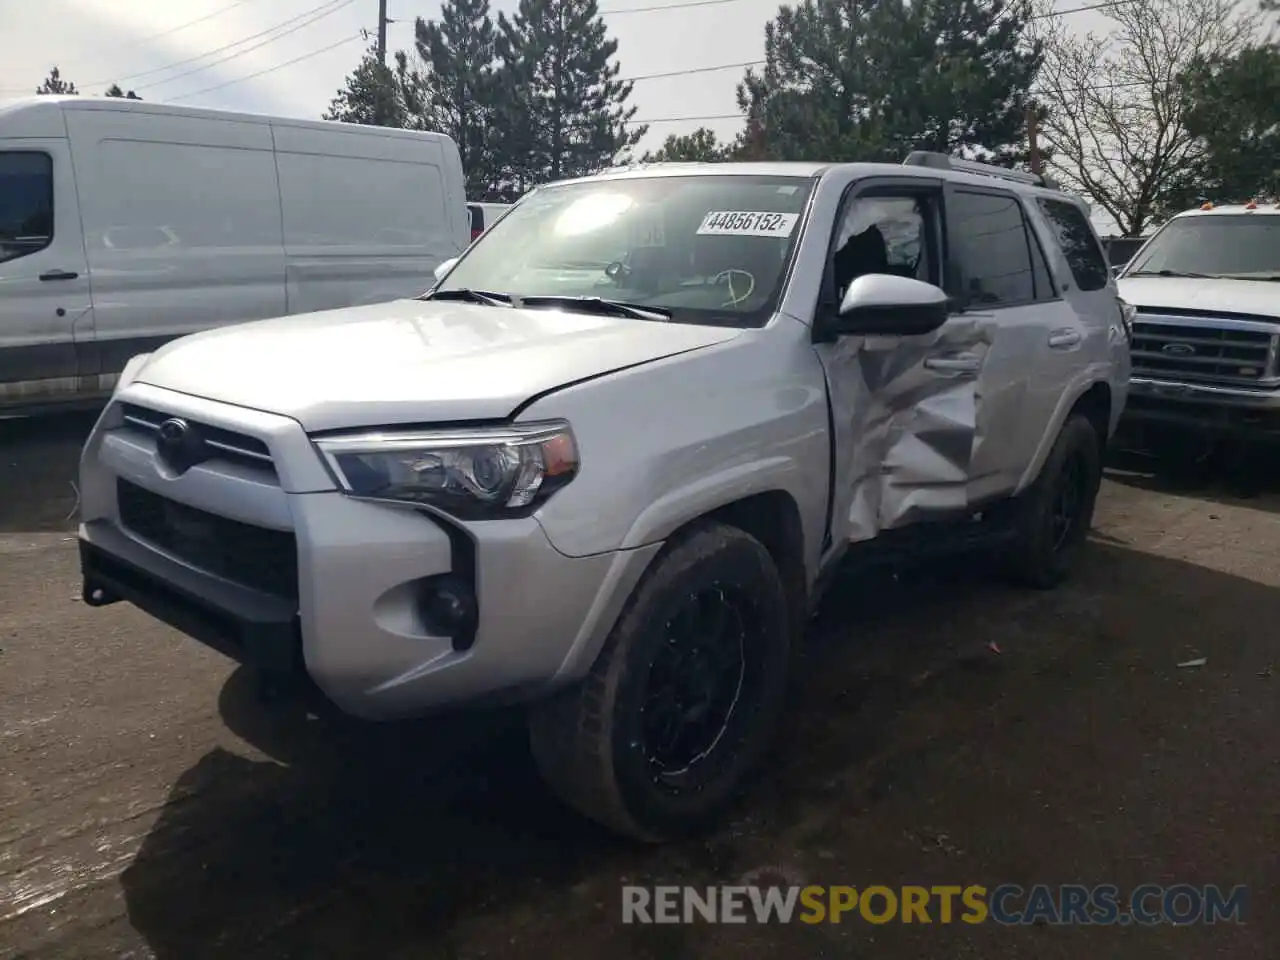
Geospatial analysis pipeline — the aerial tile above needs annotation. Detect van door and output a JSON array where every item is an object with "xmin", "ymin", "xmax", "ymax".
[
  {"xmin": 273, "ymin": 125, "xmax": 458, "ymax": 313},
  {"xmin": 66, "ymin": 107, "xmax": 285, "ymax": 379},
  {"xmin": 0, "ymin": 140, "xmax": 93, "ymax": 409}
]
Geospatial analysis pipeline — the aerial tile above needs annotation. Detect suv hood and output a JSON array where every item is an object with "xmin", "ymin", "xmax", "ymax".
[
  {"xmin": 134, "ymin": 299, "xmax": 742, "ymax": 431},
  {"xmin": 1117, "ymin": 276, "xmax": 1280, "ymax": 320}
]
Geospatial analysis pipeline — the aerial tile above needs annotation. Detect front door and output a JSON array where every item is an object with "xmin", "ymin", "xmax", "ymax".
[
  {"xmin": 813, "ymin": 176, "xmax": 993, "ymax": 545},
  {"xmin": 0, "ymin": 139, "xmax": 93, "ymax": 409}
]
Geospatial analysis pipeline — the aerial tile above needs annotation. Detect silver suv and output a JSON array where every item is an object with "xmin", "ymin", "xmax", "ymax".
[{"xmin": 77, "ymin": 154, "xmax": 1131, "ymax": 841}]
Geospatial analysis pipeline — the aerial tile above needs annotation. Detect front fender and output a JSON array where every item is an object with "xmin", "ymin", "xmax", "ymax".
[{"xmin": 619, "ymin": 456, "xmax": 810, "ymax": 550}]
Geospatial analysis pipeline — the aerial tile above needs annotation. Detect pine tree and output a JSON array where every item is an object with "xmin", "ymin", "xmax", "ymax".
[
  {"xmin": 1182, "ymin": 44, "xmax": 1280, "ymax": 202},
  {"xmin": 105, "ymin": 84, "xmax": 143, "ymax": 100},
  {"xmin": 495, "ymin": 0, "xmax": 646, "ymax": 188},
  {"xmin": 36, "ymin": 67, "xmax": 78, "ymax": 95},
  {"xmin": 641, "ymin": 127, "xmax": 732, "ymax": 162},
  {"xmin": 413, "ymin": 0, "xmax": 502, "ymax": 198},
  {"xmin": 323, "ymin": 44, "xmax": 408, "ymax": 127},
  {"xmin": 738, "ymin": 0, "xmax": 1042, "ymax": 163}
]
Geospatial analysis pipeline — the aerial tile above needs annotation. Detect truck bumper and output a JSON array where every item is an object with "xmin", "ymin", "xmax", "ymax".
[{"xmin": 1118, "ymin": 376, "xmax": 1280, "ymax": 442}]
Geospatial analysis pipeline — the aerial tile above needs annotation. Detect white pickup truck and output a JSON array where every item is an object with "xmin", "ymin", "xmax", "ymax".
[{"xmin": 77, "ymin": 154, "xmax": 1130, "ymax": 841}]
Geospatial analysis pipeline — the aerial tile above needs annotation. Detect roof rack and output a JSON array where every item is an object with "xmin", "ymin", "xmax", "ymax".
[{"xmin": 903, "ymin": 150, "xmax": 1058, "ymax": 189}]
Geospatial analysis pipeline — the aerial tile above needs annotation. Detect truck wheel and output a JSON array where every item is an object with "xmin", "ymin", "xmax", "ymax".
[
  {"xmin": 528, "ymin": 522, "xmax": 793, "ymax": 842},
  {"xmin": 1002, "ymin": 413, "xmax": 1102, "ymax": 589}
]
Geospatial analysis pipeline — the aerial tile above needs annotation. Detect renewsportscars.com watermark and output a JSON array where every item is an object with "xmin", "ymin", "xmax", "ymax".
[{"xmin": 622, "ymin": 884, "xmax": 1250, "ymax": 926}]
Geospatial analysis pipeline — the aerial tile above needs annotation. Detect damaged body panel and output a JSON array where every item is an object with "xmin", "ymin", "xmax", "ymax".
[{"xmin": 817, "ymin": 313, "xmax": 994, "ymax": 542}]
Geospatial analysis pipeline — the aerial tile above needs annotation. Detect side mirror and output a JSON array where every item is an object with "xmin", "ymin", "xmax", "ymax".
[
  {"xmin": 833, "ymin": 274, "xmax": 950, "ymax": 337},
  {"xmin": 433, "ymin": 257, "xmax": 458, "ymax": 282}
]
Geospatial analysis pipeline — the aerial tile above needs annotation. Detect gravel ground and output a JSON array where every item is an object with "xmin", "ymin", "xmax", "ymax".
[{"xmin": 1, "ymin": 412, "xmax": 1277, "ymax": 959}]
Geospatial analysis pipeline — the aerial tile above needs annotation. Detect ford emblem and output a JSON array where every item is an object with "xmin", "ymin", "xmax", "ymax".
[{"xmin": 1161, "ymin": 342, "xmax": 1196, "ymax": 357}]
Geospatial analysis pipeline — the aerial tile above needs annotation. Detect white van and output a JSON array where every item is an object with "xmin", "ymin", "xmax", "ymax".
[{"xmin": 0, "ymin": 96, "xmax": 468, "ymax": 414}]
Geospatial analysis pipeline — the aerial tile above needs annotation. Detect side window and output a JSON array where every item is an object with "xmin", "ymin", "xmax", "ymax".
[
  {"xmin": 1027, "ymin": 220, "xmax": 1056, "ymax": 301},
  {"xmin": 831, "ymin": 193, "xmax": 939, "ymax": 298},
  {"xmin": 469, "ymin": 205, "xmax": 483, "ymax": 233},
  {"xmin": 947, "ymin": 190, "xmax": 1035, "ymax": 306},
  {"xmin": 1038, "ymin": 197, "xmax": 1109, "ymax": 292},
  {"xmin": 0, "ymin": 152, "xmax": 54, "ymax": 265}
]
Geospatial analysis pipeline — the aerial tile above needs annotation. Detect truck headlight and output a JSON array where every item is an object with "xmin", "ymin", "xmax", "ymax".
[{"xmin": 315, "ymin": 421, "xmax": 579, "ymax": 519}]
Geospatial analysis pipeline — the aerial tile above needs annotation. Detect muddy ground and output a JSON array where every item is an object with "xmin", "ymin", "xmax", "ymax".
[{"xmin": 1, "ymin": 412, "xmax": 1277, "ymax": 959}]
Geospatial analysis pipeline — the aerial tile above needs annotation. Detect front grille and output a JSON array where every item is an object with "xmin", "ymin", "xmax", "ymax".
[
  {"xmin": 119, "ymin": 403, "xmax": 274, "ymax": 474},
  {"xmin": 116, "ymin": 479, "xmax": 299, "ymax": 600},
  {"xmin": 1130, "ymin": 310, "xmax": 1278, "ymax": 385}
]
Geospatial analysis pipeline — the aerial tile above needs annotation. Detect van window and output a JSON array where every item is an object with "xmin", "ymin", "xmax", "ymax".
[
  {"xmin": 277, "ymin": 153, "xmax": 445, "ymax": 247},
  {"xmin": 85, "ymin": 141, "xmax": 281, "ymax": 252},
  {"xmin": 1038, "ymin": 198, "xmax": 1109, "ymax": 291},
  {"xmin": 0, "ymin": 152, "xmax": 54, "ymax": 264},
  {"xmin": 948, "ymin": 190, "xmax": 1035, "ymax": 306}
]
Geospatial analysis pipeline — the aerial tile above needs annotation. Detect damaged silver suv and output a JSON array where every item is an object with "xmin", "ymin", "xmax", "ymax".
[{"xmin": 77, "ymin": 153, "xmax": 1131, "ymax": 841}]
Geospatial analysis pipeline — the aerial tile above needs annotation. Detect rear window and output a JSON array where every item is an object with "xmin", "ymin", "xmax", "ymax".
[
  {"xmin": 0, "ymin": 152, "xmax": 54, "ymax": 264},
  {"xmin": 1038, "ymin": 198, "xmax": 1110, "ymax": 292}
]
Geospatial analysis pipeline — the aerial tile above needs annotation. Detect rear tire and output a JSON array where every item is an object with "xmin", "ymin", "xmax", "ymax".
[
  {"xmin": 528, "ymin": 522, "xmax": 793, "ymax": 842},
  {"xmin": 1001, "ymin": 413, "xmax": 1102, "ymax": 589}
]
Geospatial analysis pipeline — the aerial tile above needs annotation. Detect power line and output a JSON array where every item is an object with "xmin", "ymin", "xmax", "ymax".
[
  {"xmin": 131, "ymin": 0, "xmax": 357, "ymax": 92},
  {"xmin": 164, "ymin": 33, "xmax": 363, "ymax": 102}
]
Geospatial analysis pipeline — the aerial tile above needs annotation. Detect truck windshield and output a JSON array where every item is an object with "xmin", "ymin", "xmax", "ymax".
[
  {"xmin": 434, "ymin": 174, "xmax": 817, "ymax": 326},
  {"xmin": 1125, "ymin": 215, "xmax": 1280, "ymax": 280}
]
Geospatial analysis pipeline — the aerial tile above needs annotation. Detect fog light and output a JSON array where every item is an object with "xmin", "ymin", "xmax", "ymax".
[{"xmin": 419, "ymin": 574, "xmax": 478, "ymax": 650}]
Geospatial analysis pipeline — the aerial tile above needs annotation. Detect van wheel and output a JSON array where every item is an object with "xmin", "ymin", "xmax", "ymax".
[
  {"xmin": 1002, "ymin": 413, "xmax": 1102, "ymax": 589},
  {"xmin": 528, "ymin": 522, "xmax": 792, "ymax": 843}
]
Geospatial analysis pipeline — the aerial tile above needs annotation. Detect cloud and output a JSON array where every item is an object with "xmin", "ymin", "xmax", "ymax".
[{"xmin": 1, "ymin": 0, "xmax": 1111, "ymax": 156}]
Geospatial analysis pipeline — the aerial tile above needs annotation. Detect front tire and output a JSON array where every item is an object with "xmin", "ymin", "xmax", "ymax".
[
  {"xmin": 1002, "ymin": 413, "xmax": 1103, "ymax": 589},
  {"xmin": 528, "ymin": 522, "xmax": 793, "ymax": 842}
]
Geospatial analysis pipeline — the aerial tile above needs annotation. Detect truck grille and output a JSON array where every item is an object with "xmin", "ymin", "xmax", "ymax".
[
  {"xmin": 1130, "ymin": 309, "xmax": 1278, "ymax": 385},
  {"xmin": 119, "ymin": 403, "xmax": 274, "ymax": 475},
  {"xmin": 116, "ymin": 479, "xmax": 299, "ymax": 600}
]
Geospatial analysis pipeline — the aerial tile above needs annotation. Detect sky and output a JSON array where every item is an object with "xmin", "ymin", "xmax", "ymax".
[{"xmin": 1, "ymin": 0, "xmax": 1120, "ymax": 224}]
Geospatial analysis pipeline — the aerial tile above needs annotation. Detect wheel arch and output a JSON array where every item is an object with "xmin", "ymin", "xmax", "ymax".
[
  {"xmin": 552, "ymin": 488, "xmax": 811, "ymax": 685},
  {"xmin": 1016, "ymin": 374, "xmax": 1113, "ymax": 494}
]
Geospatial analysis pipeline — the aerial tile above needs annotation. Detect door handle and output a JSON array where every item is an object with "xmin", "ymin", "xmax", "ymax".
[
  {"xmin": 39, "ymin": 269, "xmax": 79, "ymax": 281},
  {"xmin": 1048, "ymin": 328, "xmax": 1082, "ymax": 349},
  {"xmin": 924, "ymin": 353, "xmax": 981, "ymax": 374}
]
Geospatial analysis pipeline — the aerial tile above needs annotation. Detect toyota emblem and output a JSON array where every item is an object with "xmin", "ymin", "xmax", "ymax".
[{"xmin": 155, "ymin": 417, "xmax": 204, "ymax": 473}]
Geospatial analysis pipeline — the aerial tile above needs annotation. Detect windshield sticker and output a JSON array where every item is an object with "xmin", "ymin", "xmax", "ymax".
[{"xmin": 696, "ymin": 211, "xmax": 799, "ymax": 238}]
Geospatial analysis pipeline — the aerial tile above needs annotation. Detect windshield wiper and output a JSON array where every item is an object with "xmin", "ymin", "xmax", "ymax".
[
  {"xmin": 518, "ymin": 295, "xmax": 672, "ymax": 322},
  {"xmin": 419, "ymin": 288, "xmax": 513, "ymax": 306},
  {"xmin": 1126, "ymin": 269, "xmax": 1225, "ymax": 279}
]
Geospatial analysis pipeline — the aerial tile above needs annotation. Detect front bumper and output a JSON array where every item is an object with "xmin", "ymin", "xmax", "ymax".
[
  {"xmin": 77, "ymin": 384, "xmax": 659, "ymax": 720},
  {"xmin": 1118, "ymin": 376, "xmax": 1280, "ymax": 440}
]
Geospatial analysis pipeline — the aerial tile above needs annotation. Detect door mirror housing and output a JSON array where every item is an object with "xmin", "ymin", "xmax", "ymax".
[
  {"xmin": 833, "ymin": 274, "xmax": 950, "ymax": 336},
  {"xmin": 433, "ymin": 257, "xmax": 458, "ymax": 283}
]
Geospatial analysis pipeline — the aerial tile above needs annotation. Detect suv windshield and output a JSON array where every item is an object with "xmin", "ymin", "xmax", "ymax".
[
  {"xmin": 1125, "ymin": 214, "xmax": 1280, "ymax": 280},
  {"xmin": 434, "ymin": 174, "xmax": 817, "ymax": 326}
]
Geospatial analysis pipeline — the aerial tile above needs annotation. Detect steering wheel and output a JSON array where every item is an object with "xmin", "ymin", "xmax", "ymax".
[{"xmin": 712, "ymin": 269, "xmax": 755, "ymax": 307}]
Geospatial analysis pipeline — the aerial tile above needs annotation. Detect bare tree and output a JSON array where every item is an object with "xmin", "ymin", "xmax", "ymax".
[{"xmin": 1033, "ymin": 0, "xmax": 1259, "ymax": 235}]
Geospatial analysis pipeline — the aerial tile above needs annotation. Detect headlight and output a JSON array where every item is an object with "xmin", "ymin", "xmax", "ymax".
[{"xmin": 315, "ymin": 421, "xmax": 579, "ymax": 519}]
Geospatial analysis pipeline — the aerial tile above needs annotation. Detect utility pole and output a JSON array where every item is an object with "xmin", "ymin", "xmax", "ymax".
[
  {"xmin": 1026, "ymin": 105, "xmax": 1042, "ymax": 177},
  {"xmin": 377, "ymin": 0, "xmax": 388, "ymax": 65}
]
